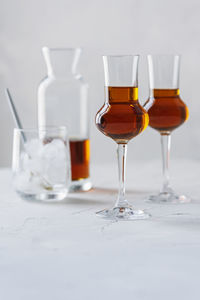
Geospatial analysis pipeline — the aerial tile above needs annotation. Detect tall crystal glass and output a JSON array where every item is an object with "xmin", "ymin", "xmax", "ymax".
[
  {"xmin": 144, "ymin": 54, "xmax": 189, "ymax": 203},
  {"xmin": 95, "ymin": 55, "xmax": 150, "ymax": 220}
]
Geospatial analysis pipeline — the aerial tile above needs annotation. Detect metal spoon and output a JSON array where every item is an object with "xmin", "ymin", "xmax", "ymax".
[
  {"xmin": 5, "ymin": 88, "xmax": 27, "ymax": 143},
  {"xmin": 5, "ymin": 88, "xmax": 52, "ymax": 190}
]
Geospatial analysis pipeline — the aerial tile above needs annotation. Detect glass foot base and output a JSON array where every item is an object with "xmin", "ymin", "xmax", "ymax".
[
  {"xmin": 70, "ymin": 178, "xmax": 92, "ymax": 192},
  {"xmin": 96, "ymin": 206, "xmax": 150, "ymax": 221},
  {"xmin": 147, "ymin": 191, "xmax": 191, "ymax": 204},
  {"xmin": 17, "ymin": 190, "xmax": 68, "ymax": 202}
]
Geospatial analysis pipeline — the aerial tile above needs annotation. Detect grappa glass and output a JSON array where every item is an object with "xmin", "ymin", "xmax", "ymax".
[
  {"xmin": 144, "ymin": 54, "xmax": 189, "ymax": 203},
  {"xmin": 95, "ymin": 55, "xmax": 150, "ymax": 220}
]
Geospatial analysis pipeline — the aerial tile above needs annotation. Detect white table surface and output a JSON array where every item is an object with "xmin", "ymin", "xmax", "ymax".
[{"xmin": 0, "ymin": 160, "xmax": 200, "ymax": 300}]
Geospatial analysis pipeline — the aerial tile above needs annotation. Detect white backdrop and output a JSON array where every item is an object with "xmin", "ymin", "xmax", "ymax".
[{"xmin": 0, "ymin": 0, "xmax": 199, "ymax": 167}]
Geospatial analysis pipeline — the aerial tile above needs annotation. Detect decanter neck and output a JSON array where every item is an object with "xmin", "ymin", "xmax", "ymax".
[{"xmin": 42, "ymin": 47, "xmax": 82, "ymax": 78}]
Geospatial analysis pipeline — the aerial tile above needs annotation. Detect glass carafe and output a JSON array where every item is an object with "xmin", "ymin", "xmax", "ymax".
[{"xmin": 38, "ymin": 47, "xmax": 92, "ymax": 191}]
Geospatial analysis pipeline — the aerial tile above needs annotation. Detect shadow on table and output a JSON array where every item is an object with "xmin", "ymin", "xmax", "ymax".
[
  {"xmin": 20, "ymin": 185, "xmax": 155, "ymax": 206},
  {"xmin": 21, "ymin": 196, "xmax": 105, "ymax": 206},
  {"xmin": 64, "ymin": 196, "xmax": 105, "ymax": 206},
  {"xmin": 63, "ymin": 186, "xmax": 155, "ymax": 205},
  {"xmin": 89, "ymin": 186, "xmax": 154, "ymax": 195}
]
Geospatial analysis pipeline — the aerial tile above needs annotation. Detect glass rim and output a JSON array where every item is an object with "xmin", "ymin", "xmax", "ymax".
[
  {"xmin": 147, "ymin": 54, "xmax": 181, "ymax": 58},
  {"xmin": 42, "ymin": 46, "xmax": 82, "ymax": 52},
  {"xmin": 14, "ymin": 126, "xmax": 68, "ymax": 133},
  {"xmin": 102, "ymin": 54, "xmax": 139, "ymax": 58}
]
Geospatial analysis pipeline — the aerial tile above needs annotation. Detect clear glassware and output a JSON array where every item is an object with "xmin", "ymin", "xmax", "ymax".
[
  {"xmin": 144, "ymin": 54, "xmax": 189, "ymax": 203},
  {"xmin": 12, "ymin": 126, "xmax": 71, "ymax": 201},
  {"xmin": 95, "ymin": 55, "xmax": 150, "ymax": 220},
  {"xmin": 38, "ymin": 47, "xmax": 92, "ymax": 192}
]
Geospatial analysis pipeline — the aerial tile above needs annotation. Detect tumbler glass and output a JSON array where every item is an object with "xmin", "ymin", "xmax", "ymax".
[{"xmin": 12, "ymin": 126, "xmax": 71, "ymax": 201}]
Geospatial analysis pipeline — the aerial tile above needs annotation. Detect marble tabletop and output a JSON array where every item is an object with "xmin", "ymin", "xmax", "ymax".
[{"xmin": 0, "ymin": 160, "xmax": 200, "ymax": 300}]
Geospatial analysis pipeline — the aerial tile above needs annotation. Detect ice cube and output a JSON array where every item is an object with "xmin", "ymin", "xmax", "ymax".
[
  {"xmin": 17, "ymin": 138, "xmax": 68, "ymax": 189},
  {"xmin": 24, "ymin": 138, "xmax": 43, "ymax": 158},
  {"xmin": 41, "ymin": 138, "xmax": 68, "ymax": 185},
  {"xmin": 21, "ymin": 150, "xmax": 43, "ymax": 174},
  {"xmin": 51, "ymin": 138, "xmax": 66, "ymax": 150},
  {"xmin": 13, "ymin": 170, "xmax": 43, "ymax": 192},
  {"xmin": 41, "ymin": 138, "xmax": 66, "ymax": 158}
]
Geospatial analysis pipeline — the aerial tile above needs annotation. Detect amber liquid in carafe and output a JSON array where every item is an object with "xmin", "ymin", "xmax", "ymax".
[
  {"xmin": 96, "ymin": 87, "xmax": 149, "ymax": 144},
  {"xmin": 69, "ymin": 139, "xmax": 90, "ymax": 181},
  {"xmin": 146, "ymin": 89, "xmax": 189, "ymax": 133}
]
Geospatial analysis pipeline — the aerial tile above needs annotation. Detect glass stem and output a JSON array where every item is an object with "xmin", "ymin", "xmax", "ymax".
[
  {"xmin": 115, "ymin": 143, "xmax": 128, "ymax": 207},
  {"xmin": 160, "ymin": 134, "xmax": 171, "ymax": 193}
]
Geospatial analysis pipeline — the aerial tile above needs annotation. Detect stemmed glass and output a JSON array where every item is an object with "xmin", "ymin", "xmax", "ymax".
[
  {"xmin": 95, "ymin": 55, "xmax": 150, "ymax": 220},
  {"xmin": 144, "ymin": 54, "xmax": 189, "ymax": 203}
]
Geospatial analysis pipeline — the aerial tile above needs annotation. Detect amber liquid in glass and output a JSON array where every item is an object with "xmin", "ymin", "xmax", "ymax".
[
  {"xmin": 146, "ymin": 89, "xmax": 189, "ymax": 133},
  {"xmin": 70, "ymin": 139, "xmax": 90, "ymax": 181},
  {"xmin": 96, "ymin": 87, "xmax": 149, "ymax": 143}
]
